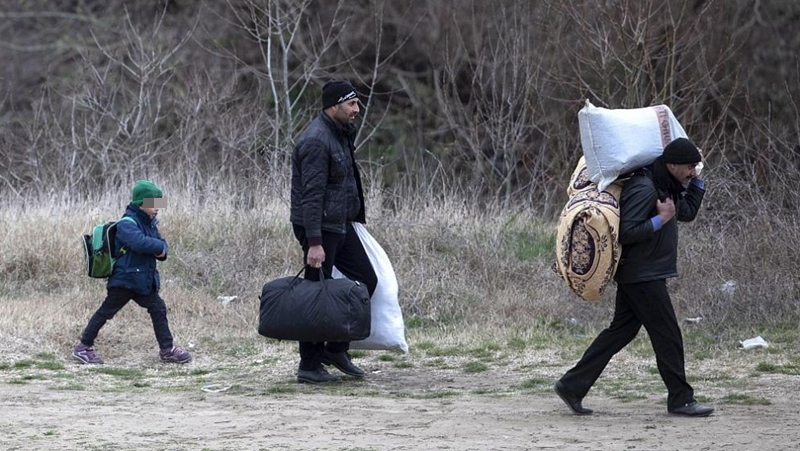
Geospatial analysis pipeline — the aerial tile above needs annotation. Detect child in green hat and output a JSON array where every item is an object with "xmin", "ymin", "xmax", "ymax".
[{"xmin": 73, "ymin": 180, "xmax": 192, "ymax": 364}]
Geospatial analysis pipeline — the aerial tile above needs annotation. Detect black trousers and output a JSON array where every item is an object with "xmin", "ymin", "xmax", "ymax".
[
  {"xmin": 293, "ymin": 222, "xmax": 377, "ymax": 370},
  {"xmin": 80, "ymin": 287, "xmax": 174, "ymax": 350},
  {"xmin": 559, "ymin": 280, "xmax": 695, "ymax": 410}
]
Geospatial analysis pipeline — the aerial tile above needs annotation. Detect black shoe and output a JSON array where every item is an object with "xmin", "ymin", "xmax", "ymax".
[
  {"xmin": 296, "ymin": 367, "xmax": 342, "ymax": 384},
  {"xmin": 321, "ymin": 350, "xmax": 366, "ymax": 378},
  {"xmin": 554, "ymin": 380, "xmax": 593, "ymax": 415},
  {"xmin": 668, "ymin": 401, "xmax": 714, "ymax": 417}
]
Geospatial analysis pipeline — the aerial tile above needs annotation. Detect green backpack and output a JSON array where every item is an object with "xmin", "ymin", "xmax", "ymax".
[{"xmin": 82, "ymin": 217, "xmax": 136, "ymax": 278}]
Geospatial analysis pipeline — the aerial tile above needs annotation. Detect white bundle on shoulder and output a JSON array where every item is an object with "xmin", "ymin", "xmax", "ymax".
[{"xmin": 579, "ymin": 100, "xmax": 689, "ymax": 191}]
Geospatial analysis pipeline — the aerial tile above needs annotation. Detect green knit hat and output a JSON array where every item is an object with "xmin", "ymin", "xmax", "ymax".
[{"xmin": 131, "ymin": 180, "xmax": 163, "ymax": 206}]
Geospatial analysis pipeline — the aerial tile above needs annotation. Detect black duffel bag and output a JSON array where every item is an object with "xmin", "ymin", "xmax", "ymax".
[{"xmin": 257, "ymin": 267, "xmax": 371, "ymax": 342}]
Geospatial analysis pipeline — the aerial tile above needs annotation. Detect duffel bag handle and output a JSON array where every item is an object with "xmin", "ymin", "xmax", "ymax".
[{"xmin": 291, "ymin": 265, "xmax": 335, "ymax": 291}]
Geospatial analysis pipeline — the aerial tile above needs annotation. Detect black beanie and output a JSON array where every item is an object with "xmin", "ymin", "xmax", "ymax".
[
  {"xmin": 322, "ymin": 80, "xmax": 357, "ymax": 109},
  {"xmin": 663, "ymin": 138, "xmax": 701, "ymax": 164}
]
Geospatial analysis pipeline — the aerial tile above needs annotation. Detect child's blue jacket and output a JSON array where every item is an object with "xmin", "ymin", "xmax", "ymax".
[{"xmin": 107, "ymin": 204, "xmax": 169, "ymax": 295}]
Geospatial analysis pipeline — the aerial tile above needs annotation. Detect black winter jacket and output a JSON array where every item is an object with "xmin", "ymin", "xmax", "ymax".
[
  {"xmin": 290, "ymin": 113, "xmax": 366, "ymax": 241},
  {"xmin": 614, "ymin": 169, "xmax": 705, "ymax": 284}
]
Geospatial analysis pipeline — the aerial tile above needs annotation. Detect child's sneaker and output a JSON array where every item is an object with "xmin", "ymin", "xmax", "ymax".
[
  {"xmin": 72, "ymin": 342, "xmax": 104, "ymax": 364},
  {"xmin": 159, "ymin": 347, "xmax": 192, "ymax": 364}
]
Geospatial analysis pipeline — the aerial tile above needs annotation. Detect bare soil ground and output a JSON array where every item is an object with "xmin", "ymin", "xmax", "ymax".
[{"xmin": 1, "ymin": 344, "xmax": 799, "ymax": 451}]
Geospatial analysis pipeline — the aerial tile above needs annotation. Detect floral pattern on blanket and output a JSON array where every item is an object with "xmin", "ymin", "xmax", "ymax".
[{"xmin": 555, "ymin": 157, "xmax": 624, "ymax": 302}]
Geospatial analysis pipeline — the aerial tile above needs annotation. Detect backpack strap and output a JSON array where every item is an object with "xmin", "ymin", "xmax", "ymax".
[{"xmin": 115, "ymin": 216, "xmax": 138, "ymax": 257}]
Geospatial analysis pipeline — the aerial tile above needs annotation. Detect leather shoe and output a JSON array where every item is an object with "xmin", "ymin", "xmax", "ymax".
[
  {"xmin": 668, "ymin": 401, "xmax": 714, "ymax": 417},
  {"xmin": 554, "ymin": 380, "xmax": 593, "ymax": 415},
  {"xmin": 321, "ymin": 350, "xmax": 366, "ymax": 378},
  {"xmin": 296, "ymin": 367, "xmax": 342, "ymax": 384}
]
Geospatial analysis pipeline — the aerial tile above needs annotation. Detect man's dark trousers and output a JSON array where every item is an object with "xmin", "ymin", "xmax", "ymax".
[
  {"xmin": 292, "ymin": 222, "xmax": 378, "ymax": 371},
  {"xmin": 81, "ymin": 287, "xmax": 174, "ymax": 349},
  {"xmin": 559, "ymin": 280, "xmax": 695, "ymax": 410}
]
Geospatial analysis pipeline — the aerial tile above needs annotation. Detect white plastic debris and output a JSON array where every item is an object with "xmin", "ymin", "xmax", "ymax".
[
  {"xmin": 217, "ymin": 296, "xmax": 239, "ymax": 306},
  {"xmin": 720, "ymin": 280, "xmax": 737, "ymax": 297},
  {"xmin": 202, "ymin": 383, "xmax": 232, "ymax": 393},
  {"xmin": 684, "ymin": 316, "xmax": 703, "ymax": 324},
  {"xmin": 739, "ymin": 336, "xmax": 769, "ymax": 350}
]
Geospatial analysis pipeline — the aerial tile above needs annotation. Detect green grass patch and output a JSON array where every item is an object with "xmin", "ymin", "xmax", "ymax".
[
  {"xmin": 8, "ymin": 379, "xmax": 28, "ymax": 385},
  {"xmin": 132, "ymin": 381, "xmax": 151, "ymax": 388},
  {"xmin": 425, "ymin": 346, "xmax": 463, "ymax": 357},
  {"xmin": 599, "ymin": 377, "xmax": 659, "ymax": 398},
  {"xmin": 463, "ymin": 362, "xmax": 489, "ymax": 373},
  {"xmin": 692, "ymin": 350, "xmax": 713, "ymax": 361},
  {"xmin": 378, "ymin": 354, "xmax": 396, "ymax": 362},
  {"xmin": 349, "ymin": 350, "xmax": 367, "ymax": 359},
  {"xmin": 414, "ymin": 341, "xmax": 436, "ymax": 351},
  {"xmin": 753, "ymin": 323, "xmax": 800, "ymax": 345},
  {"xmin": 613, "ymin": 393, "xmax": 647, "ymax": 403},
  {"xmin": 424, "ymin": 358, "xmax": 456, "ymax": 370},
  {"xmin": 21, "ymin": 374, "xmax": 47, "ymax": 381},
  {"xmin": 35, "ymin": 361, "xmax": 65, "ymax": 371},
  {"xmin": 506, "ymin": 337, "xmax": 528, "ymax": 351},
  {"xmin": 264, "ymin": 385, "xmax": 298, "ymax": 395},
  {"xmin": 395, "ymin": 361, "xmax": 414, "ymax": 369},
  {"xmin": 687, "ymin": 374, "xmax": 734, "ymax": 383},
  {"xmin": 43, "ymin": 430, "xmax": 57, "ymax": 436},
  {"xmin": 628, "ymin": 338, "xmax": 656, "ymax": 358},
  {"xmin": 0, "ymin": 363, "xmax": 10, "ymax": 371},
  {"xmin": 190, "ymin": 369, "xmax": 213, "ymax": 376},
  {"xmin": 720, "ymin": 394, "xmax": 771, "ymax": 405},
  {"xmin": 416, "ymin": 390, "xmax": 459, "ymax": 399},
  {"xmin": 34, "ymin": 352, "xmax": 57, "ymax": 361},
  {"xmin": 502, "ymin": 217, "xmax": 555, "ymax": 261},
  {"xmin": 223, "ymin": 343, "xmax": 261, "ymax": 358},
  {"xmin": 518, "ymin": 377, "xmax": 548, "ymax": 389},
  {"xmin": 406, "ymin": 316, "xmax": 439, "ymax": 329},
  {"xmin": 159, "ymin": 384, "xmax": 197, "ymax": 393},
  {"xmin": 755, "ymin": 362, "xmax": 800, "ymax": 375},
  {"xmin": 471, "ymin": 388, "xmax": 505, "ymax": 396},
  {"xmin": 50, "ymin": 383, "xmax": 85, "ymax": 391},
  {"xmin": 13, "ymin": 360, "xmax": 35, "ymax": 369},
  {"xmin": 88, "ymin": 366, "xmax": 144, "ymax": 379},
  {"xmin": 52, "ymin": 373, "xmax": 75, "ymax": 380},
  {"xmin": 468, "ymin": 343, "xmax": 500, "ymax": 359}
]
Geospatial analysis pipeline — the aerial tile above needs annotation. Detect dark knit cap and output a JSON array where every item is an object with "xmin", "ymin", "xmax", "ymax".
[
  {"xmin": 322, "ymin": 80, "xmax": 357, "ymax": 109},
  {"xmin": 131, "ymin": 180, "xmax": 163, "ymax": 206},
  {"xmin": 663, "ymin": 138, "xmax": 701, "ymax": 164}
]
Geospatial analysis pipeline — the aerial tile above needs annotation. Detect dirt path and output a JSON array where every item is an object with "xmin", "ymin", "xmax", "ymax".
[{"xmin": 2, "ymin": 379, "xmax": 798, "ymax": 451}]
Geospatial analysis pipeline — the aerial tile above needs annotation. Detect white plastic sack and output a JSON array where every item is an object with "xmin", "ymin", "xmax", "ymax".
[
  {"xmin": 332, "ymin": 223, "xmax": 408, "ymax": 353},
  {"xmin": 579, "ymin": 100, "xmax": 688, "ymax": 191}
]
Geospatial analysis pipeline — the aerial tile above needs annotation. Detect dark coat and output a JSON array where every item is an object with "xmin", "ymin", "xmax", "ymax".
[
  {"xmin": 107, "ymin": 204, "xmax": 169, "ymax": 296},
  {"xmin": 290, "ymin": 113, "xmax": 366, "ymax": 240},
  {"xmin": 614, "ymin": 169, "xmax": 704, "ymax": 284}
]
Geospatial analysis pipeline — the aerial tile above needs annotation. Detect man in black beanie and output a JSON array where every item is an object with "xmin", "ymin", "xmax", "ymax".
[
  {"xmin": 289, "ymin": 79, "xmax": 377, "ymax": 384},
  {"xmin": 555, "ymin": 137, "xmax": 715, "ymax": 417}
]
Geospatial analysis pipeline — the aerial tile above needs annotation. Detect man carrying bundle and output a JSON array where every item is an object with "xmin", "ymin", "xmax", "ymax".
[{"xmin": 555, "ymin": 138, "xmax": 715, "ymax": 417}]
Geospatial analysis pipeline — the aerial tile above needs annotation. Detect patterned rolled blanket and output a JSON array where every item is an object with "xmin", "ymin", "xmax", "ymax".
[{"xmin": 555, "ymin": 156, "xmax": 625, "ymax": 301}]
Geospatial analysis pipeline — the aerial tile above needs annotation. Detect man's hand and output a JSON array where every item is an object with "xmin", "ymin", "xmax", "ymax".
[
  {"xmin": 155, "ymin": 251, "xmax": 166, "ymax": 258},
  {"xmin": 656, "ymin": 198, "xmax": 676, "ymax": 224},
  {"xmin": 307, "ymin": 245, "xmax": 325, "ymax": 268},
  {"xmin": 696, "ymin": 148, "xmax": 706, "ymax": 179}
]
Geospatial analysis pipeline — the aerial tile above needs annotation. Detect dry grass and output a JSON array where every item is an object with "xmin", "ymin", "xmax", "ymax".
[{"xmin": 0, "ymin": 173, "xmax": 798, "ymax": 360}]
